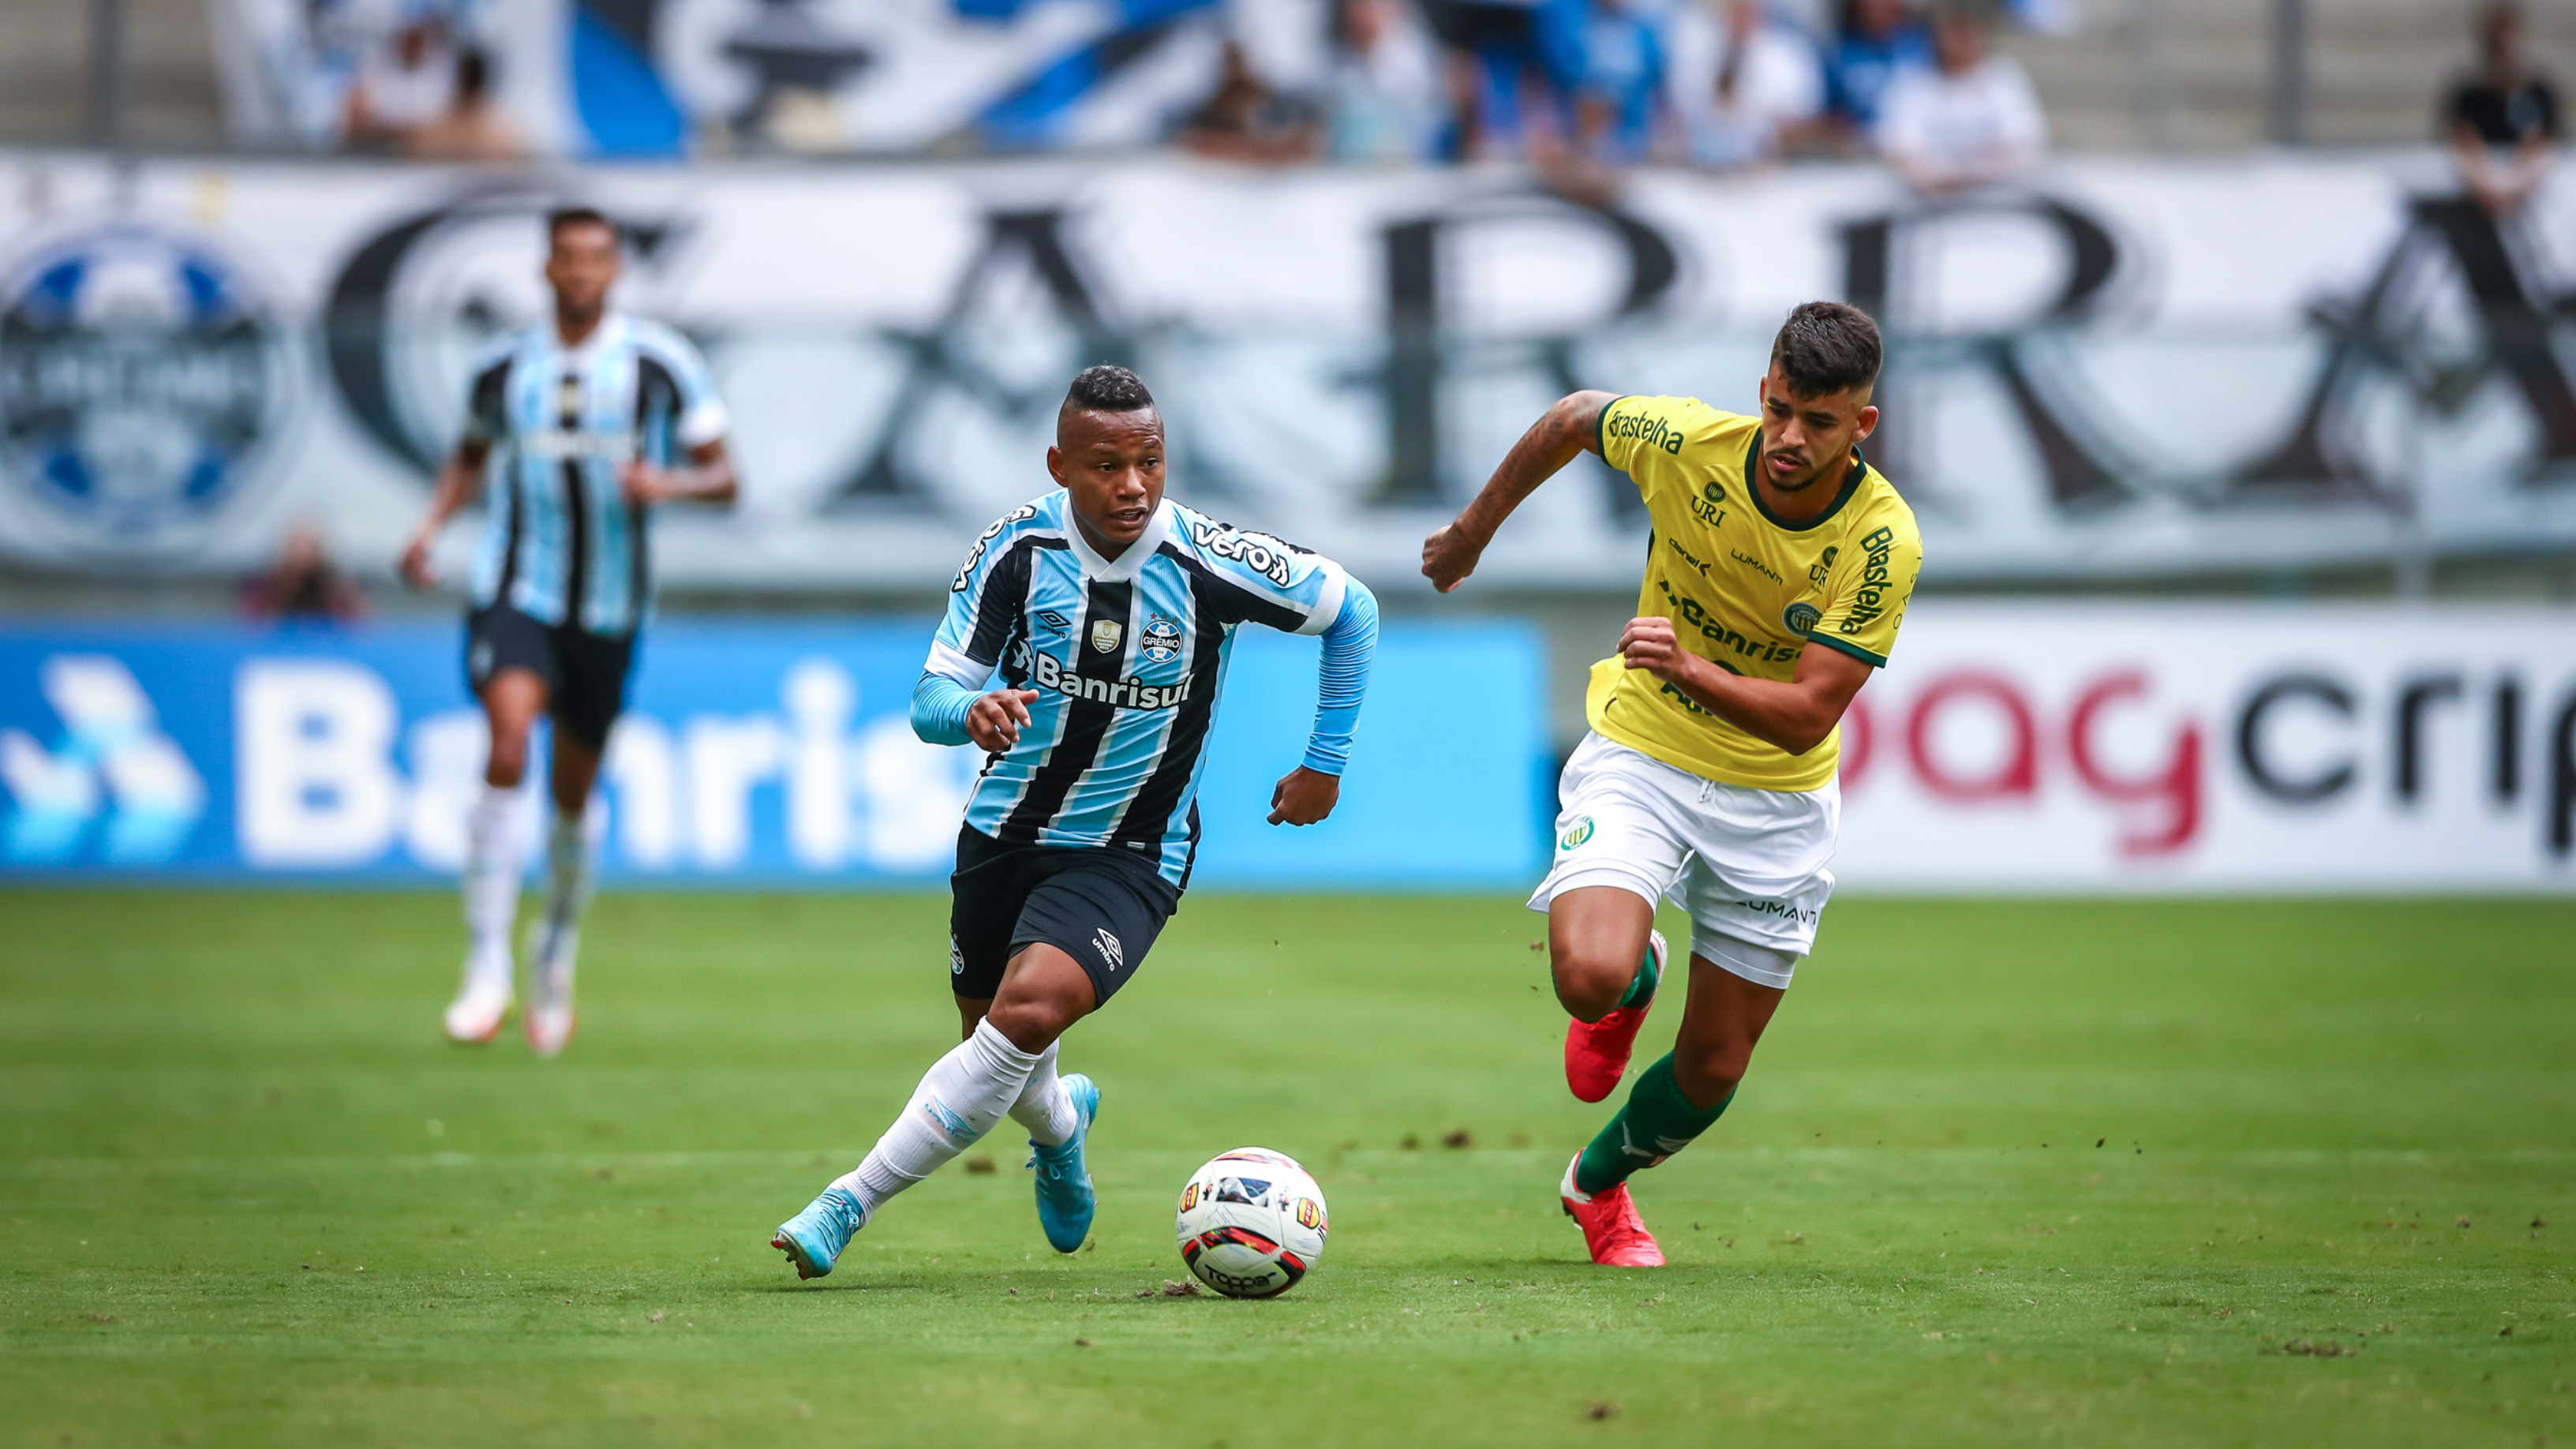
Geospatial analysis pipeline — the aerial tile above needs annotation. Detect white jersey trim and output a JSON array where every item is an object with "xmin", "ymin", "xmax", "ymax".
[
  {"xmin": 923, "ymin": 641, "xmax": 990, "ymax": 688},
  {"xmin": 1296, "ymin": 559, "xmax": 1349, "ymax": 637}
]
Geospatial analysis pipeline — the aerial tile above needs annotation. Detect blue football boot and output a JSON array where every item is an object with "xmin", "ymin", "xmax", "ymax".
[
  {"xmin": 1028, "ymin": 1073, "xmax": 1100, "ymax": 1254},
  {"xmin": 771, "ymin": 1185, "xmax": 867, "ymax": 1280}
]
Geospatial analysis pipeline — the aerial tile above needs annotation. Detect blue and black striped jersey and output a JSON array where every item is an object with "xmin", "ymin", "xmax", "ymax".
[
  {"xmin": 462, "ymin": 314, "xmax": 727, "ymax": 636},
  {"xmin": 923, "ymin": 492, "xmax": 1358, "ymax": 887}
]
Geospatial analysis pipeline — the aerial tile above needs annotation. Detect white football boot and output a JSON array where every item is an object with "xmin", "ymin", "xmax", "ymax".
[
  {"xmin": 442, "ymin": 955, "xmax": 513, "ymax": 1044},
  {"xmin": 525, "ymin": 923, "xmax": 578, "ymax": 1058}
]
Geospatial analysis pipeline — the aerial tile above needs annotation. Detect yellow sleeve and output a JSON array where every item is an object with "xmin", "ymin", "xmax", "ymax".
[
  {"xmin": 1807, "ymin": 505, "xmax": 1921, "ymax": 669},
  {"xmin": 1594, "ymin": 395, "xmax": 1697, "ymax": 508}
]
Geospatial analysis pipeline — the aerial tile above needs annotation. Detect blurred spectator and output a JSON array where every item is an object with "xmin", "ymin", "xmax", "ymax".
[
  {"xmin": 1324, "ymin": 0, "xmax": 1445, "ymax": 163},
  {"xmin": 1664, "ymin": 0, "xmax": 1828, "ymax": 170},
  {"xmin": 1822, "ymin": 0, "xmax": 1930, "ymax": 145},
  {"xmin": 1421, "ymin": 0, "xmax": 1571, "ymax": 161},
  {"xmin": 405, "ymin": 49, "xmax": 528, "ymax": 163},
  {"xmin": 1557, "ymin": 0, "xmax": 1668, "ymax": 168},
  {"xmin": 343, "ymin": 14, "xmax": 455, "ymax": 152},
  {"xmin": 2444, "ymin": 2, "xmax": 2560, "ymax": 218},
  {"xmin": 241, "ymin": 523, "xmax": 367, "ymax": 624},
  {"xmin": 1179, "ymin": 40, "xmax": 1324, "ymax": 163},
  {"xmin": 1874, "ymin": 0, "xmax": 2043, "ymax": 196}
]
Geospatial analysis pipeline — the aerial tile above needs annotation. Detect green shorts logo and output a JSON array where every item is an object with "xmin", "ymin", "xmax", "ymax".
[
  {"xmin": 1781, "ymin": 601, "xmax": 1822, "ymax": 637},
  {"xmin": 1559, "ymin": 816, "xmax": 1595, "ymax": 851}
]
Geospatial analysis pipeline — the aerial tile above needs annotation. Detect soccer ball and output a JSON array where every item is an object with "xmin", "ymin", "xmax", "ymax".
[{"xmin": 1174, "ymin": 1147, "xmax": 1328, "ymax": 1299}]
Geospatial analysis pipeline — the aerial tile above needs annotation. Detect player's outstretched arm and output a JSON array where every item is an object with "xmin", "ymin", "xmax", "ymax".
[
  {"xmin": 399, "ymin": 438, "xmax": 492, "ymax": 590},
  {"xmin": 1421, "ymin": 389, "xmax": 1620, "ymax": 593},
  {"xmin": 1617, "ymin": 616, "xmax": 1873, "ymax": 757},
  {"xmin": 1268, "ymin": 577, "xmax": 1379, "ymax": 826}
]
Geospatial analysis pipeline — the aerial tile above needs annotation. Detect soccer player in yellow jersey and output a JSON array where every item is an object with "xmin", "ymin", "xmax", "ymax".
[{"xmin": 1421, "ymin": 302, "xmax": 1922, "ymax": 1266}]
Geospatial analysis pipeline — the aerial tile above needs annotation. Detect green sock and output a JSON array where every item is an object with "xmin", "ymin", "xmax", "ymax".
[
  {"xmin": 1615, "ymin": 937, "xmax": 1661, "ymax": 1009},
  {"xmin": 1574, "ymin": 1054, "xmax": 1732, "ymax": 1197}
]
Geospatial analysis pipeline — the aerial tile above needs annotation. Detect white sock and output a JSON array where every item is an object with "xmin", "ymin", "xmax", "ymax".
[
  {"xmin": 831, "ymin": 1020, "xmax": 1042, "ymax": 1215},
  {"xmin": 460, "ymin": 782, "xmax": 519, "ymax": 991},
  {"xmin": 540, "ymin": 807, "xmax": 593, "ymax": 949},
  {"xmin": 1007, "ymin": 1041, "xmax": 1079, "ymax": 1148}
]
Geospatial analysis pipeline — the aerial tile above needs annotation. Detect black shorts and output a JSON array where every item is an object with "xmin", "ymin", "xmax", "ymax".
[
  {"xmin": 949, "ymin": 825, "xmax": 1181, "ymax": 1008},
  {"xmin": 464, "ymin": 605, "xmax": 636, "ymax": 751}
]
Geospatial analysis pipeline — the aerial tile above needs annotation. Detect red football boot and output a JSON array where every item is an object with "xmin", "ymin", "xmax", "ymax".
[
  {"xmin": 1559, "ymin": 1153, "xmax": 1664, "ymax": 1267},
  {"xmin": 1563, "ymin": 930, "xmax": 1664, "ymax": 1103}
]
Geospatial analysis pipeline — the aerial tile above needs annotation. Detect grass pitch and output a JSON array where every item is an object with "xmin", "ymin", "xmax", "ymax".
[{"xmin": 2, "ymin": 889, "xmax": 2570, "ymax": 1447}]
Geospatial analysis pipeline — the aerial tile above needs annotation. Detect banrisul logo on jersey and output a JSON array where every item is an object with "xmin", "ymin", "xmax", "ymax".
[{"xmin": 0, "ymin": 223, "xmax": 290, "ymax": 557}]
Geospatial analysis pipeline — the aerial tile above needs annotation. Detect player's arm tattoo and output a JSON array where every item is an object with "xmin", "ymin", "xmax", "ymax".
[
  {"xmin": 1455, "ymin": 390, "xmax": 1619, "ymax": 542},
  {"xmin": 1424, "ymin": 390, "xmax": 1619, "ymax": 593}
]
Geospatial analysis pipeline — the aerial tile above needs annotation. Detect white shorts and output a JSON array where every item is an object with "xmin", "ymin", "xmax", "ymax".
[{"xmin": 1526, "ymin": 732, "xmax": 1838, "ymax": 989}]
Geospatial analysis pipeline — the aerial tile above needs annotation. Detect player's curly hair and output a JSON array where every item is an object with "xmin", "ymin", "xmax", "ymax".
[
  {"xmin": 1063, "ymin": 364, "xmax": 1156, "ymax": 415},
  {"xmin": 1770, "ymin": 301, "xmax": 1881, "ymax": 397}
]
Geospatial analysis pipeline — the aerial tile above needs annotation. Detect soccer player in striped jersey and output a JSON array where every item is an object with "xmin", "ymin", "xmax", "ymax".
[
  {"xmin": 770, "ymin": 365, "xmax": 1379, "ymax": 1275},
  {"xmin": 399, "ymin": 207, "xmax": 736, "ymax": 1057}
]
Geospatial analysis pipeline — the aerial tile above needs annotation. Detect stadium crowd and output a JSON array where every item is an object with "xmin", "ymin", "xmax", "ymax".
[
  {"xmin": 309, "ymin": 0, "xmax": 2054, "ymax": 190},
  {"xmin": 298, "ymin": 0, "xmax": 2555, "ymax": 206},
  {"xmin": 1179, "ymin": 0, "xmax": 2053, "ymax": 193}
]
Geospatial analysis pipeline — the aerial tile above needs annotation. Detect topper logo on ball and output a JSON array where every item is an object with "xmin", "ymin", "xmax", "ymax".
[{"xmin": 0, "ymin": 223, "xmax": 290, "ymax": 556}]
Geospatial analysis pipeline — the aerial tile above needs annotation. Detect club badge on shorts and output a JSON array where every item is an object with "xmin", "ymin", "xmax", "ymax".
[{"xmin": 1559, "ymin": 816, "xmax": 1595, "ymax": 851}]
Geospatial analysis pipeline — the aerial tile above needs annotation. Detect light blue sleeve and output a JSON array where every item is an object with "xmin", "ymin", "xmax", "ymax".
[
  {"xmin": 1302, "ymin": 579, "xmax": 1378, "ymax": 776},
  {"xmin": 912, "ymin": 672, "xmax": 980, "ymax": 747}
]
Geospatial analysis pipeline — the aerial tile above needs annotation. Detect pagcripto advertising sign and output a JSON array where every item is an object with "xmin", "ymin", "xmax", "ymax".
[{"xmin": 1832, "ymin": 603, "xmax": 2576, "ymax": 891}]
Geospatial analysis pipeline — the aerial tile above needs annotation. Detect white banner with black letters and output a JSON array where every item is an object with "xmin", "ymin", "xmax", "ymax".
[{"xmin": 2, "ymin": 149, "xmax": 2573, "ymax": 590}]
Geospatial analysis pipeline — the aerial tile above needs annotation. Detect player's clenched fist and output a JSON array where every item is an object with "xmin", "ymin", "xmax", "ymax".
[
  {"xmin": 965, "ymin": 689, "xmax": 1041, "ymax": 752},
  {"xmin": 1616, "ymin": 616, "xmax": 1690, "ymax": 683},
  {"xmin": 1267, "ymin": 766, "xmax": 1340, "ymax": 826},
  {"xmin": 1420, "ymin": 522, "xmax": 1485, "ymax": 593}
]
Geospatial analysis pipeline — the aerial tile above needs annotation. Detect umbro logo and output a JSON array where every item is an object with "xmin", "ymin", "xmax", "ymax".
[
  {"xmin": 1036, "ymin": 610, "xmax": 1072, "ymax": 631},
  {"xmin": 1093, "ymin": 928, "xmax": 1124, "ymax": 972}
]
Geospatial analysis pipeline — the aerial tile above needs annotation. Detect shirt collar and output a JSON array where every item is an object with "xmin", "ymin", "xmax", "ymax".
[{"xmin": 1065, "ymin": 496, "xmax": 1172, "ymax": 583}]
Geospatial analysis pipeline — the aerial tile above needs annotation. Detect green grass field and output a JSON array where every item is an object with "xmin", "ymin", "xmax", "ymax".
[{"xmin": 2, "ymin": 889, "xmax": 2571, "ymax": 1447}]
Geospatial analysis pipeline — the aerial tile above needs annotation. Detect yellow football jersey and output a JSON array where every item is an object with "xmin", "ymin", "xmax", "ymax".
[{"xmin": 1586, "ymin": 394, "xmax": 1923, "ymax": 792}]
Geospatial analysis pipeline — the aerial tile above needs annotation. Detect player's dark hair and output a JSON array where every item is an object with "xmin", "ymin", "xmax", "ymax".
[
  {"xmin": 1063, "ymin": 364, "xmax": 1155, "ymax": 416},
  {"xmin": 1769, "ymin": 301, "xmax": 1881, "ymax": 397},
  {"xmin": 546, "ymin": 206, "xmax": 618, "ymax": 249}
]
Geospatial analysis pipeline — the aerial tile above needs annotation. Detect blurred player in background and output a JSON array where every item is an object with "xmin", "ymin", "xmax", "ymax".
[
  {"xmin": 399, "ymin": 207, "xmax": 736, "ymax": 1056},
  {"xmin": 770, "ymin": 365, "xmax": 1378, "ymax": 1276},
  {"xmin": 1421, "ymin": 302, "xmax": 1919, "ymax": 1266}
]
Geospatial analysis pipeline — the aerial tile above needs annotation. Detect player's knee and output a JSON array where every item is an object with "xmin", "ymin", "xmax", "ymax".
[
  {"xmin": 1549, "ymin": 948, "xmax": 1631, "ymax": 1023},
  {"xmin": 485, "ymin": 732, "xmax": 530, "ymax": 788},
  {"xmin": 983, "ymin": 994, "xmax": 1072, "ymax": 1054},
  {"xmin": 1672, "ymin": 1037, "xmax": 1751, "ymax": 1108}
]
